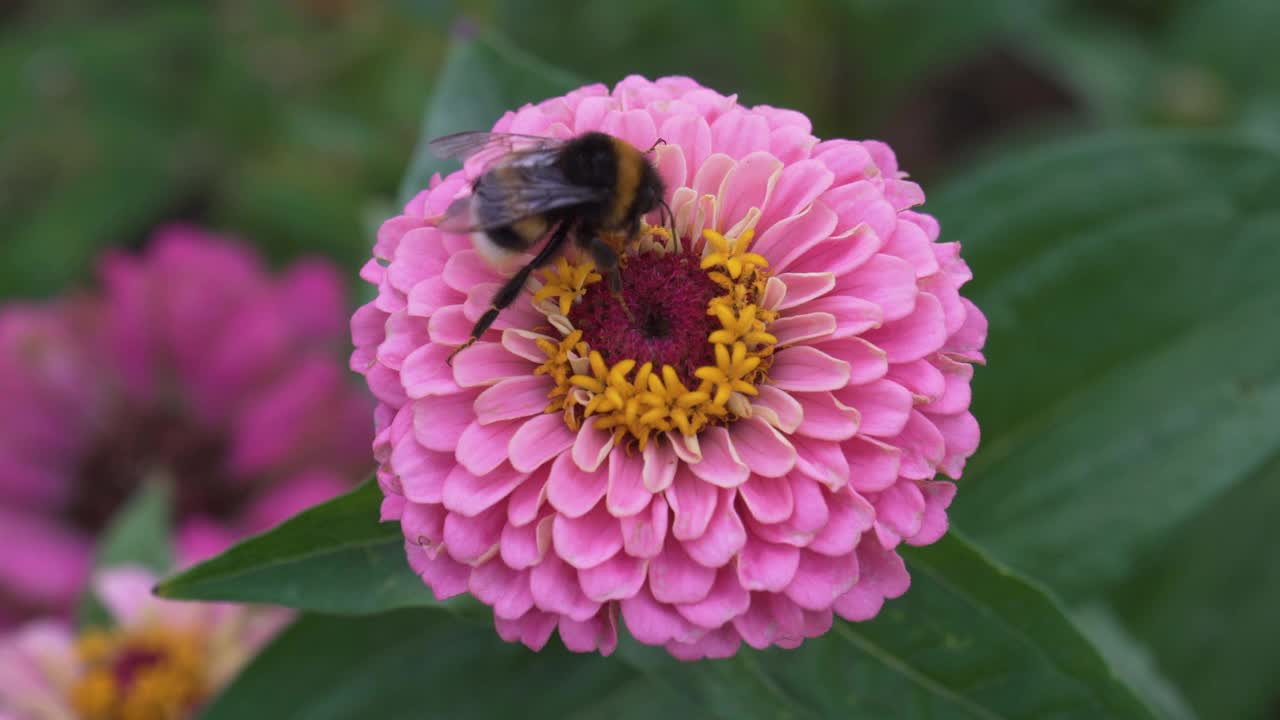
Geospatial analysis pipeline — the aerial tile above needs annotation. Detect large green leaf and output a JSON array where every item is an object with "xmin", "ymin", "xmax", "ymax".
[
  {"xmin": 931, "ymin": 132, "xmax": 1280, "ymax": 598},
  {"xmin": 194, "ymin": 530, "xmax": 1154, "ymax": 719},
  {"xmin": 1110, "ymin": 450, "xmax": 1280, "ymax": 720},
  {"xmin": 396, "ymin": 32, "xmax": 582, "ymax": 205},
  {"xmin": 156, "ymin": 480, "xmax": 449, "ymax": 615}
]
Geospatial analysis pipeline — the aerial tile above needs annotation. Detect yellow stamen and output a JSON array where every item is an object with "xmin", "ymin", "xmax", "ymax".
[
  {"xmin": 533, "ymin": 257, "xmax": 602, "ymax": 316},
  {"xmin": 533, "ymin": 223, "xmax": 778, "ymax": 446},
  {"xmin": 70, "ymin": 624, "xmax": 209, "ymax": 720}
]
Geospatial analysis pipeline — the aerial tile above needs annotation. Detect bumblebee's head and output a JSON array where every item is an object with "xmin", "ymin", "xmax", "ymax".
[{"xmin": 634, "ymin": 162, "xmax": 673, "ymax": 237}]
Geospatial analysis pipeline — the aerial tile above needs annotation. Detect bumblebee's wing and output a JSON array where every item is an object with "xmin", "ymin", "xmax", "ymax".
[
  {"xmin": 428, "ymin": 131, "xmax": 566, "ymax": 165},
  {"xmin": 438, "ymin": 163, "xmax": 608, "ymax": 233}
]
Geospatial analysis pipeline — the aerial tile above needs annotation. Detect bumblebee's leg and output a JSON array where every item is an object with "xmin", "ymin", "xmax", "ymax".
[
  {"xmin": 584, "ymin": 236, "xmax": 635, "ymax": 323},
  {"xmin": 447, "ymin": 223, "xmax": 573, "ymax": 365}
]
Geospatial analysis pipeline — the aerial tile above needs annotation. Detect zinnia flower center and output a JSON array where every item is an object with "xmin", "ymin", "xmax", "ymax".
[
  {"xmin": 71, "ymin": 625, "xmax": 209, "ymax": 720},
  {"xmin": 532, "ymin": 227, "xmax": 778, "ymax": 447},
  {"xmin": 571, "ymin": 247, "xmax": 719, "ymax": 384},
  {"xmin": 69, "ymin": 405, "xmax": 242, "ymax": 534}
]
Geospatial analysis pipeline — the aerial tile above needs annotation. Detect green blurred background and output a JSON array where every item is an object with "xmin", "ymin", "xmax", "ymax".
[
  {"xmin": 4, "ymin": 1, "xmax": 1278, "ymax": 718},
  {"xmin": 5, "ymin": 0, "xmax": 1275, "ymax": 299}
]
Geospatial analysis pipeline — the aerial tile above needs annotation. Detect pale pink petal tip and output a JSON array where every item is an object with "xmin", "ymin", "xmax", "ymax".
[{"xmin": 355, "ymin": 75, "xmax": 985, "ymax": 658}]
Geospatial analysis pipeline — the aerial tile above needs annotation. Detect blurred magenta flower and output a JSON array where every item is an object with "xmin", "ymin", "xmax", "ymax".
[
  {"xmin": 353, "ymin": 76, "xmax": 986, "ymax": 659},
  {"xmin": 0, "ymin": 566, "xmax": 287, "ymax": 720},
  {"xmin": 0, "ymin": 226, "xmax": 373, "ymax": 625}
]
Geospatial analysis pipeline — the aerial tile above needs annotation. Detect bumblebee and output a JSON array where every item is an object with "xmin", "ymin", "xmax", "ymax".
[{"xmin": 430, "ymin": 130, "xmax": 671, "ymax": 363}]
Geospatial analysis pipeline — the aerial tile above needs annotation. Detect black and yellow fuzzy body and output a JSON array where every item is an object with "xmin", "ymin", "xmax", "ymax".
[{"xmin": 430, "ymin": 130, "xmax": 669, "ymax": 363}]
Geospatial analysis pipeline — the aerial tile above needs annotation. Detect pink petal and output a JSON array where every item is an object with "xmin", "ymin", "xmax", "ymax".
[
  {"xmin": 875, "ymin": 480, "xmax": 926, "ymax": 541},
  {"xmin": 770, "ymin": 346, "xmax": 850, "ymax": 393},
  {"xmin": 500, "ymin": 515, "xmax": 552, "ymax": 570},
  {"xmin": 893, "ymin": 410, "xmax": 946, "ymax": 480},
  {"xmin": 607, "ymin": 451, "xmax": 652, "ymax": 517},
  {"xmin": 620, "ymin": 496, "xmax": 669, "ymax": 559},
  {"xmin": 772, "ymin": 272, "xmax": 836, "ymax": 311},
  {"xmin": 888, "ymin": 358, "xmax": 946, "ymax": 403},
  {"xmin": 736, "ymin": 535, "xmax": 801, "ymax": 592},
  {"xmin": 793, "ymin": 391, "xmax": 860, "ymax": 441},
  {"xmin": 400, "ymin": 502, "xmax": 445, "ymax": 549},
  {"xmin": 676, "ymin": 566, "xmax": 751, "ymax": 629},
  {"xmin": 739, "ymin": 475, "xmax": 794, "ymax": 524},
  {"xmin": 427, "ymin": 304, "xmax": 474, "ymax": 346},
  {"xmin": 456, "ymin": 418, "xmax": 521, "ymax": 477},
  {"xmin": 401, "ymin": 343, "xmax": 458, "ymax": 398},
  {"xmin": 710, "ymin": 108, "xmax": 770, "ymax": 160},
  {"xmin": 658, "ymin": 114, "xmax": 712, "ymax": 186},
  {"xmin": 882, "ymin": 217, "xmax": 939, "ymax": 277},
  {"xmin": 758, "ymin": 159, "xmax": 836, "ymax": 232},
  {"xmin": 649, "ymin": 541, "xmax": 716, "ymax": 604},
  {"xmin": 795, "ymin": 296, "xmax": 882, "ymax": 338},
  {"xmin": 687, "ymin": 426, "xmax": 749, "ymax": 487},
  {"xmin": 547, "ymin": 451, "xmax": 607, "ymax": 518},
  {"xmin": 572, "ymin": 424, "xmax": 613, "ymax": 473},
  {"xmin": 808, "ymin": 488, "xmax": 875, "ymax": 557},
  {"xmin": 770, "ymin": 312, "xmax": 836, "ymax": 346},
  {"xmin": 413, "ymin": 392, "xmax": 478, "ymax": 452},
  {"xmin": 754, "ymin": 203, "xmax": 838, "ymax": 271},
  {"xmin": 407, "ymin": 543, "xmax": 470, "ymax": 599},
  {"xmin": 836, "ymin": 253, "xmax": 918, "ymax": 322},
  {"xmin": 469, "ymin": 562, "xmax": 534, "ymax": 620},
  {"xmin": 443, "ymin": 504, "xmax": 505, "ymax": 564},
  {"xmin": 621, "ymin": 587, "xmax": 697, "ymax": 646},
  {"xmin": 506, "ymin": 466, "xmax": 549, "ymax": 526},
  {"xmin": 718, "ymin": 152, "xmax": 784, "ymax": 231},
  {"xmin": 683, "ymin": 488, "xmax": 747, "ymax": 568},
  {"xmin": 834, "ymin": 542, "xmax": 910, "ymax": 622},
  {"xmin": 931, "ymin": 411, "xmax": 980, "ymax": 479},
  {"xmin": 750, "ymin": 385, "xmax": 803, "ymax": 434},
  {"xmin": 862, "ymin": 292, "xmax": 947, "ymax": 363},
  {"xmin": 791, "ymin": 435, "xmax": 850, "ymax": 491},
  {"xmin": 907, "ymin": 480, "xmax": 956, "ymax": 546},
  {"xmin": 579, "ymin": 553, "xmax": 648, "ymax": 602},
  {"xmin": 508, "ymin": 414, "xmax": 576, "ymax": 473},
  {"xmin": 835, "ymin": 379, "xmax": 913, "ymax": 438},
  {"xmin": 474, "ymin": 375, "xmax": 552, "ymax": 424},
  {"xmin": 667, "ymin": 624, "xmax": 742, "ymax": 660},
  {"xmin": 729, "ymin": 416, "xmax": 796, "ymax": 478},
  {"xmin": 553, "ymin": 504, "xmax": 623, "ymax": 569},
  {"xmin": 667, "ymin": 467, "xmax": 719, "ymax": 540},
  {"xmin": 642, "ymin": 439, "xmax": 678, "ymax": 492},
  {"xmin": 530, "ymin": 553, "xmax": 602, "ymax": 622},
  {"xmin": 452, "ymin": 342, "xmax": 532, "ymax": 387},
  {"xmin": 393, "ymin": 440, "xmax": 452, "ymax": 503},
  {"xmin": 815, "ymin": 337, "xmax": 888, "ymax": 385},
  {"xmin": 495, "ymin": 610, "xmax": 558, "ymax": 651},
  {"xmin": 442, "ymin": 463, "xmax": 528, "ymax": 517},
  {"xmin": 924, "ymin": 357, "xmax": 974, "ymax": 416},
  {"xmin": 845, "ymin": 436, "xmax": 902, "ymax": 493},
  {"xmin": 785, "ymin": 550, "xmax": 860, "ymax": 611},
  {"xmin": 558, "ymin": 611, "xmax": 619, "ymax": 656}
]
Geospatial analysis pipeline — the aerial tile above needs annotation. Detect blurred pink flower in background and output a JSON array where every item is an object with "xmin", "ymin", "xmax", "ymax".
[
  {"xmin": 0, "ymin": 566, "xmax": 287, "ymax": 720},
  {"xmin": 0, "ymin": 226, "xmax": 373, "ymax": 626},
  {"xmin": 354, "ymin": 76, "xmax": 986, "ymax": 658}
]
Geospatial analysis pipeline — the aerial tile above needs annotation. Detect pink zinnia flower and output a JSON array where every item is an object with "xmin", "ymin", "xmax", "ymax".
[
  {"xmin": 0, "ymin": 566, "xmax": 286, "ymax": 720},
  {"xmin": 0, "ymin": 226, "xmax": 373, "ymax": 625},
  {"xmin": 353, "ymin": 76, "xmax": 986, "ymax": 659}
]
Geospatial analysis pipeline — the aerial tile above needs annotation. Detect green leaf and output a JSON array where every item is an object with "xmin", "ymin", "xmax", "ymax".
[
  {"xmin": 1110, "ymin": 449, "xmax": 1280, "ymax": 720},
  {"xmin": 156, "ymin": 480, "xmax": 450, "ymax": 615},
  {"xmin": 396, "ymin": 32, "xmax": 582, "ymax": 205},
  {"xmin": 77, "ymin": 481, "xmax": 173, "ymax": 627},
  {"xmin": 198, "ymin": 533, "xmax": 1155, "ymax": 720},
  {"xmin": 201, "ymin": 609, "xmax": 675, "ymax": 720},
  {"xmin": 931, "ymin": 131, "xmax": 1280, "ymax": 598},
  {"xmin": 1071, "ymin": 604, "xmax": 1197, "ymax": 720}
]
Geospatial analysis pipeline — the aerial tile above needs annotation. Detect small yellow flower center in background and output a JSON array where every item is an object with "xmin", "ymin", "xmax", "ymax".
[
  {"xmin": 535, "ymin": 226, "xmax": 777, "ymax": 448},
  {"xmin": 71, "ymin": 625, "xmax": 208, "ymax": 720}
]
